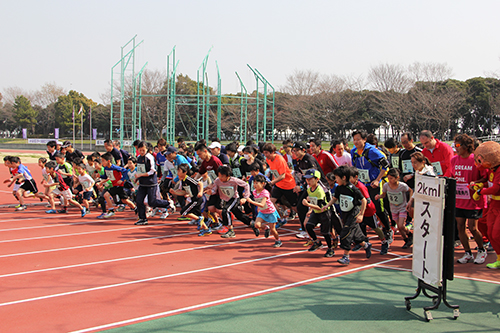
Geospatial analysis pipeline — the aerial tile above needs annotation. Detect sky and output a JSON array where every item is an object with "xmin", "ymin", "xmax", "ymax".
[{"xmin": 2, "ymin": 0, "xmax": 500, "ymax": 104}]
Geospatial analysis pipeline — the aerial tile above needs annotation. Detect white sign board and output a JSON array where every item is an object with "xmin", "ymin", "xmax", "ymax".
[
  {"xmin": 96, "ymin": 140, "xmax": 132, "ymax": 146},
  {"xmin": 412, "ymin": 173, "xmax": 446, "ymax": 287},
  {"xmin": 27, "ymin": 138, "xmax": 55, "ymax": 144}
]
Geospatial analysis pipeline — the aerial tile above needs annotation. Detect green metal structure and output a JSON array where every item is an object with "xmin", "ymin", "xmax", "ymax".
[{"xmin": 111, "ymin": 38, "xmax": 275, "ymax": 146}]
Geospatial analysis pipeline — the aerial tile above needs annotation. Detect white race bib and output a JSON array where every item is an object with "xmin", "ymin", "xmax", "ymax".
[
  {"xmin": 391, "ymin": 156, "xmax": 400, "ymax": 168},
  {"xmin": 220, "ymin": 186, "xmax": 235, "ymax": 199},
  {"xmin": 456, "ymin": 183, "xmax": 471, "ymax": 200},
  {"xmin": 170, "ymin": 168, "xmax": 178, "ymax": 178},
  {"xmin": 270, "ymin": 169, "xmax": 280, "ymax": 179},
  {"xmin": 105, "ymin": 170, "xmax": 116, "ymax": 181},
  {"xmin": 339, "ymin": 194, "xmax": 354, "ymax": 212},
  {"xmin": 431, "ymin": 162, "xmax": 443, "ymax": 176},
  {"xmin": 232, "ymin": 167, "xmax": 242, "ymax": 178},
  {"xmin": 358, "ymin": 169, "xmax": 370, "ymax": 183},
  {"xmin": 183, "ymin": 185, "xmax": 193, "ymax": 197},
  {"xmin": 207, "ymin": 170, "xmax": 217, "ymax": 182},
  {"xmin": 137, "ymin": 164, "xmax": 146, "ymax": 174},
  {"xmin": 388, "ymin": 191, "xmax": 404, "ymax": 206},
  {"xmin": 308, "ymin": 196, "xmax": 318, "ymax": 206},
  {"xmin": 402, "ymin": 160, "xmax": 414, "ymax": 174},
  {"xmin": 81, "ymin": 180, "xmax": 90, "ymax": 190}
]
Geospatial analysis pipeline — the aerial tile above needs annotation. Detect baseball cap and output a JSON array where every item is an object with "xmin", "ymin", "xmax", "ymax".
[
  {"xmin": 303, "ymin": 169, "xmax": 321, "ymax": 179},
  {"xmin": 61, "ymin": 140, "xmax": 72, "ymax": 148},
  {"xmin": 292, "ymin": 141, "xmax": 307, "ymax": 150},
  {"xmin": 166, "ymin": 146, "xmax": 177, "ymax": 155},
  {"xmin": 208, "ymin": 142, "xmax": 221, "ymax": 149}
]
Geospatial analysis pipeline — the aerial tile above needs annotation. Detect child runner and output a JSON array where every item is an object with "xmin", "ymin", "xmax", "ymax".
[
  {"xmin": 7, "ymin": 156, "xmax": 38, "ymax": 211},
  {"xmin": 248, "ymin": 174, "xmax": 283, "ymax": 247},
  {"xmin": 323, "ymin": 165, "xmax": 372, "ymax": 265},
  {"xmin": 169, "ymin": 164, "xmax": 209, "ymax": 236},
  {"xmin": 44, "ymin": 161, "xmax": 87, "ymax": 217},
  {"xmin": 375, "ymin": 168, "xmax": 413, "ymax": 249},
  {"xmin": 302, "ymin": 169, "xmax": 335, "ymax": 257},
  {"xmin": 3, "ymin": 156, "xmax": 22, "ymax": 208},
  {"xmin": 74, "ymin": 162, "xmax": 95, "ymax": 213}
]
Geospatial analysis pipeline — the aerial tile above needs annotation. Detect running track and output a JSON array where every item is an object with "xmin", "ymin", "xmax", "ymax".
[{"xmin": 0, "ymin": 163, "xmax": 498, "ymax": 332}]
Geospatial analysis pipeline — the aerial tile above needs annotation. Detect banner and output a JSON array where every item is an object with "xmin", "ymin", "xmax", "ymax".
[
  {"xmin": 54, "ymin": 128, "xmax": 59, "ymax": 139},
  {"xmin": 27, "ymin": 138, "xmax": 54, "ymax": 144},
  {"xmin": 96, "ymin": 139, "xmax": 132, "ymax": 146},
  {"xmin": 22, "ymin": 128, "xmax": 27, "ymax": 139},
  {"xmin": 137, "ymin": 128, "xmax": 142, "ymax": 140},
  {"xmin": 92, "ymin": 128, "xmax": 97, "ymax": 140},
  {"xmin": 412, "ymin": 173, "xmax": 446, "ymax": 287}
]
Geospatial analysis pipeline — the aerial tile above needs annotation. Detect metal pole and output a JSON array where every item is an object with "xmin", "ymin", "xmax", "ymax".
[
  {"xmin": 72, "ymin": 105, "xmax": 75, "ymax": 144},
  {"xmin": 81, "ymin": 109, "xmax": 83, "ymax": 150},
  {"xmin": 89, "ymin": 105, "xmax": 92, "ymax": 151}
]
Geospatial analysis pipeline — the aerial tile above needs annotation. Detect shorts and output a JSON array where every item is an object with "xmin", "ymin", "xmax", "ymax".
[
  {"xmin": 362, "ymin": 215, "xmax": 378, "ymax": 230},
  {"xmin": 181, "ymin": 196, "xmax": 204, "ymax": 217},
  {"xmin": 306, "ymin": 210, "xmax": 332, "ymax": 235},
  {"xmin": 391, "ymin": 210, "xmax": 407, "ymax": 221},
  {"xmin": 108, "ymin": 186, "xmax": 129, "ymax": 200},
  {"xmin": 271, "ymin": 186, "xmax": 298, "ymax": 207},
  {"xmin": 455, "ymin": 208, "xmax": 483, "ymax": 219},
  {"xmin": 60, "ymin": 188, "xmax": 73, "ymax": 201},
  {"xmin": 339, "ymin": 212, "xmax": 368, "ymax": 251},
  {"xmin": 13, "ymin": 183, "xmax": 21, "ymax": 192},
  {"xmin": 257, "ymin": 210, "xmax": 280, "ymax": 223},
  {"xmin": 20, "ymin": 179, "xmax": 38, "ymax": 193},
  {"xmin": 82, "ymin": 191, "xmax": 93, "ymax": 201},
  {"xmin": 206, "ymin": 194, "xmax": 222, "ymax": 210}
]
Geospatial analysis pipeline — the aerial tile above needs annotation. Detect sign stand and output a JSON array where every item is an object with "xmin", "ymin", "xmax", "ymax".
[{"xmin": 405, "ymin": 175, "xmax": 460, "ymax": 321}]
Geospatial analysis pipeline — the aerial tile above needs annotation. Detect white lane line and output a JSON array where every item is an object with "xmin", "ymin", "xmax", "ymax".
[
  {"xmin": 70, "ymin": 255, "xmax": 409, "ymax": 333},
  {"xmin": 377, "ymin": 264, "xmax": 500, "ymax": 285},
  {"xmin": 0, "ymin": 232, "xmax": 295, "ymax": 279},
  {"xmin": 0, "ymin": 220, "xmax": 185, "ymax": 244},
  {"xmin": 0, "ymin": 213, "xmax": 83, "ymax": 224},
  {"xmin": 0, "ymin": 249, "xmax": 307, "ymax": 308},
  {"xmin": 0, "ymin": 224, "xmax": 246, "ymax": 258},
  {"xmin": 0, "ymin": 218, "xmax": 129, "ymax": 232}
]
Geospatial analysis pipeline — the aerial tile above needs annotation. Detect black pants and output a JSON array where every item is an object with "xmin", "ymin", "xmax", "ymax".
[
  {"xmin": 367, "ymin": 185, "xmax": 391, "ymax": 239},
  {"xmin": 296, "ymin": 190, "xmax": 309, "ymax": 230},
  {"xmin": 306, "ymin": 210, "xmax": 333, "ymax": 248},
  {"xmin": 221, "ymin": 197, "xmax": 252, "ymax": 227},
  {"xmin": 136, "ymin": 185, "xmax": 172, "ymax": 220}
]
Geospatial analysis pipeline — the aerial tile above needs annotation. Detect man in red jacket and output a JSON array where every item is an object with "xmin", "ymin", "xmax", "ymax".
[{"xmin": 419, "ymin": 130, "xmax": 454, "ymax": 176}]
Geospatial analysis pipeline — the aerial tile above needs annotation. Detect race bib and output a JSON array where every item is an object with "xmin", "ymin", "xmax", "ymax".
[
  {"xmin": 402, "ymin": 160, "xmax": 413, "ymax": 174},
  {"xmin": 170, "ymin": 168, "xmax": 178, "ymax": 178},
  {"xmin": 391, "ymin": 156, "xmax": 400, "ymax": 168},
  {"xmin": 358, "ymin": 169, "xmax": 370, "ymax": 183},
  {"xmin": 207, "ymin": 170, "xmax": 217, "ymax": 182},
  {"xmin": 81, "ymin": 180, "xmax": 90, "ymax": 190},
  {"xmin": 431, "ymin": 162, "xmax": 443, "ymax": 176},
  {"xmin": 105, "ymin": 170, "xmax": 116, "ymax": 181},
  {"xmin": 339, "ymin": 194, "xmax": 354, "ymax": 212},
  {"xmin": 456, "ymin": 183, "xmax": 471, "ymax": 200},
  {"xmin": 308, "ymin": 196, "xmax": 318, "ymax": 206},
  {"xmin": 232, "ymin": 167, "xmax": 242, "ymax": 178},
  {"xmin": 137, "ymin": 164, "xmax": 146, "ymax": 174},
  {"xmin": 388, "ymin": 191, "xmax": 404, "ymax": 206},
  {"xmin": 270, "ymin": 169, "xmax": 280, "ymax": 180},
  {"xmin": 183, "ymin": 185, "xmax": 193, "ymax": 197},
  {"xmin": 220, "ymin": 186, "xmax": 235, "ymax": 199}
]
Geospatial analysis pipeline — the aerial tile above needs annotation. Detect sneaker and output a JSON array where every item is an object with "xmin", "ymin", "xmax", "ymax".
[
  {"xmin": 103, "ymin": 210, "xmax": 115, "ymax": 219},
  {"xmin": 221, "ymin": 229, "xmax": 236, "ymax": 238},
  {"xmin": 454, "ymin": 240, "xmax": 462, "ymax": 248},
  {"xmin": 485, "ymin": 242, "xmax": 494, "ymax": 252},
  {"xmin": 81, "ymin": 207, "xmax": 87, "ymax": 217},
  {"xmin": 264, "ymin": 228, "xmax": 270, "ymax": 238},
  {"xmin": 160, "ymin": 212, "xmax": 169, "ymax": 219},
  {"xmin": 402, "ymin": 238, "xmax": 410, "ymax": 249},
  {"xmin": 273, "ymin": 240, "xmax": 283, "ymax": 248},
  {"xmin": 45, "ymin": 204, "xmax": 52, "ymax": 208},
  {"xmin": 252, "ymin": 222, "xmax": 260, "ymax": 237},
  {"xmin": 212, "ymin": 222, "xmax": 223, "ymax": 231},
  {"xmin": 188, "ymin": 219, "xmax": 198, "ymax": 225},
  {"xmin": 308, "ymin": 241, "xmax": 322, "ymax": 252},
  {"xmin": 295, "ymin": 231, "xmax": 309, "ymax": 239},
  {"xmin": 57, "ymin": 209, "xmax": 67, "ymax": 214},
  {"xmin": 365, "ymin": 242, "xmax": 372, "ymax": 258},
  {"xmin": 15, "ymin": 205, "xmax": 27, "ymax": 211},
  {"xmin": 177, "ymin": 216, "xmax": 191, "ymax": 221},
  {"xmin": 134, "ymin": 207, "xmax": 138, "ymax": 215},
  {"xmin": 304, "ymin": 240, "xmax": 314, "ymax": 247},
  {"xmin": 457, "ymin": 252, "xmax": 474, "ymax": 264},
  {"xmin": 116, "ymin": 204, "xmax": 126, "ymax": 212},
  {"xmin": 198, "ymin": 228, "xmax": 212, "ymax": 237},
  {"xmin": 276, "ymin": 218, "xmax": 287, "ymax": 229},
  {"xmin": 380, "ymin": 241, "xmax": 389, "ymax": 255},
  {"xmin": 406, "ymin": 233, "xmax": 413, "ymax": 248},
  {"xmin": 486, "ymin": 260, "xmax": 500, "ymax": 269},
  {"xmin": 218, "ymin": 226, "xmax": 229, "ymax": 234},
  {"xmin": 474, "ymin": 250, "xmax": 488, "ymax": 264},
  {"xmin": 386, "ymin": 229, "xmax": 394, "ymax": 244},
  {"xmin": 45, "ymin": 209, "xmax": 57, "ymax": 214},
  {"xmin": 150, "ymin": 207, "xmax": 160, "ymax": 217},
  {"xmin": 352, "ymin": 244, "xmax": 363, "ymax": 252},
  {"xmin": 337, "ymin": 255, "xmax": 350, "ymax": 265},
  {"xmin": 97, "ymin": 213, "xmax": 106, "ymax": 219},
  {"xmin": 14, "ymin": 204, "xmax": 21, "ymax": 209},
  {"xmin": 324, "ymin": 248, "xmax": 335, "ymax": 258},
  {"xmin": 134, "ymin": 219, "xmax": 148, "ymax": 225}
]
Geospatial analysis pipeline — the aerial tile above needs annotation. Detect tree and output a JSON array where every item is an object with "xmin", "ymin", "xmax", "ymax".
[
  {"xmin": 13, "ymin": 95, "xmax": 38, "ymax": 134},
  {"xmin": 54, "ymin": 90, "xmax": 96, "ymax": 135},
  {"xmin": 368, "ymin": 63, "xmax": 413, "ymax": 93}
]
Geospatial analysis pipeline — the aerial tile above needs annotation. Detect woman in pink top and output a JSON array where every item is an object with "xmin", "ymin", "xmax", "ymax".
[{"xmin": 445, "ymin": 134, "xmax": 487, "ymax": 264}]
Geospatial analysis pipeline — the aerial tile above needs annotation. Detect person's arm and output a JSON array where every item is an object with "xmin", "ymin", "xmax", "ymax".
[
  {"xmin": 246, "ymin": 196, "xmax": 266, "ymax": 208},
  {"xmin": 322, "ymin": 196, "xmax": 338, "ymax": 211},
  {"xmin": 302, "ymin": 197, "xmax": 321, "ymax": 211},
  {"xmin": 356, "ymin": 198, "xmax": 367, "ymax": 223},
  {"xmin": 197, "ymin": 181, "xmax": 204, "ymax": 198}
]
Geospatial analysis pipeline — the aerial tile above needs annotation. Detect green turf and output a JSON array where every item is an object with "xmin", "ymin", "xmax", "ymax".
[{"xmin": 106, "ymin": 268, "xmax": 500, "ymax": 333}]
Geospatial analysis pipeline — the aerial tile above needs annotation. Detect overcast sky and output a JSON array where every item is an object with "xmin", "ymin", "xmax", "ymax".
[{"xmin": 2, "ymin": 0, "xmax": 500, "ymax": 104}]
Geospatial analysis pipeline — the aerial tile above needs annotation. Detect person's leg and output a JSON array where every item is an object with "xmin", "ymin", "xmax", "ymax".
[
  {"xmin": 467, "ymin": 218, "xmax": 484, "ymax": 250},
  {"xmin": 456, "ymin": 217, "xmax": 470, "ymax": 252},
  {"xmin": 136, "ymin": 186, "xmax": 148, "ymax": 220},
  {"xmin": 368, "ymin": 185, "xmax": 391, "ymax": 240}
]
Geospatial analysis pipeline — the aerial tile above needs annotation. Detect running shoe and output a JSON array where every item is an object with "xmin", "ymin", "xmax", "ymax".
[
  {"xmin": 150, "ymin": 207, "xmax": 160, "ymax": 217},
  {"xmin": 45, "ymin": 209, "xmax": 57, "ymax": 214},
  {"xmin": 103, "ymin": 210, "xmax": 115, "ymax": 219},
  {"xmin": 212, "ymin": 222, "xmax": 223, "ymax": 230},
  {"xmin": 295, "ymin": 231, "xmax": 309, "ymax": 239},
  {"xmin": 264, "ymin": 227, "xmax": 270, "ymax": 238},
  {"xmin": 133, "ymin": 207, "xmax": 138, "ymax": 215},
  {"xmin": 177, "ymin": 216, "xmax": 191, "ymax": 221},
  {"xmin": 218, "ymin": 226, "xmax": 229, "ymax": 234},
  {"xmin": 253, "ymin": 227, "xmax": 260, "ymax": 237},
  {"xmin": 486, "ymin": 261, "xmax": 500, "ymax": 269},
  {"xmin": 221, "ymin": 229, "xmax": 236, "ymax": 238},
  {"xmin": 81, "ymin": 207, "xmax": 87, "ymax": 217},
  {"xmin": 97, "ymin": 213, "xmax": 106, "ymax": 219},
  {"xmin": 386, "ymin": 229, "xmax": 394, "ymax": 244},
  {"xmin": 276, "ymin": 218, "xmax": 287, "ymax": 229},
  {"xmin": 337, "ymin": 255, "xmax": 350, "ymax": 265},
  {"xmin": 273, "ymin": 240, "xmax": 283, "ymax": 248},
  {"xmin": 324, "ymin": 248, "xmax": 335, "ymax": 258},
  {"xmin": 14, "ymin": 204, "xmax": 21, "ymax": 209},
  {"xmin": 160, "ymin": 211, "xmax": 169, "ymax": 219},
  {"xmin": 380, "ymin": 241, "xmax": 389, "ymax": 255},
  {"xmin": 308, "ymin": 241, "xmax": 322, "ymax": 252},
  {"xmin": 15, "ymin": 205, "xmax": 27, "ymax": 211},
  {"xmin": 457, "ymin": 252, "xmax": 474, "ymax": 264},
  {"xmin": 402, "ymin": 238, "xmax": 410, "ymax": 249},
  {"xmin": 303, "ymin": 240, "xmax": 314, "ymax": 247},
  {"xmin": 188, "ymin": 219, "xmax": 198, "ymax": 225},
  {"xmin": 116, "ymin": 204, "xmax": 126, "ymax": 212},
  {"xmin": 474, "ymin": 250, "xmax": 488, "ymax": 264},
  {"xmin": 352, "ymin": 244, "xmax": 363, "ymax": 252},
  {"xmin": 365, "ymin": 242, "xmax": 372, "ymax": 258},
  {"xmin": 135, "ymin": 219, "xmax": 148, "ymax": 225},
  {"xmin": 198, "ymin": 228, "xmax": 212, "ymax": 237},
  {"xmin": 57, "ymin": 209, "xmax": 67, "ymax": 214}
]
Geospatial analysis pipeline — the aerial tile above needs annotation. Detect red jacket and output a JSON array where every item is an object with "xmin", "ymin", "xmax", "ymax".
[{"xmin": 422, "ymin": 139, "xmax": 454, "ymax": 176}]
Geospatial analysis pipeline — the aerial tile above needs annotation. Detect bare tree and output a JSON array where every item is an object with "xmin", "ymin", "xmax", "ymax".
[
  {"xmin": 408, "ymin": 62, "xmax": 453, "ymax": 83},
  {"xmin": 32, "ymin": 82, "xmax": 66, "ymax": 108},
  {"xmin": 282, "ymin": 70, "xmax": 321, "ymax": 96},
  {"xmin": 368, "ymin": 63, "xmax": 413, "ymax": 93}
]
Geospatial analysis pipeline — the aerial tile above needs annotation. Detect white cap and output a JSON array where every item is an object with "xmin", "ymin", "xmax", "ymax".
[{"xmin": 208, "ymin": 142, "xmax": 221, "ymax": 149}]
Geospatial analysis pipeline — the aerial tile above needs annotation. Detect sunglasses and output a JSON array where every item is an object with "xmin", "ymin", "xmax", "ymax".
[{"xmin": 454, "ymin": 143, "xmax": 461, "ymax": 148}]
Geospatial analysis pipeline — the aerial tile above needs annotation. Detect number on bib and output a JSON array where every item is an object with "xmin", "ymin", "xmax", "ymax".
[
  {"xmin": 220, "ymin": 186, "xmax": 235, "ymax": 199},
  {"xmin": 137, "ymin": 164, "xmax": 146, "ymax": 174},
  {"xmin": 431, "ymin": 162, "xmax": 443, "ymax": 176},
  {"xmin": 388, "ymin": 191, "xmax": 404, "ymax": 206},
  {"xmin": 308, "ymin": 196, "xmax": 318, "ymax": 206},
  {"xmin": 402, "ymin": 160, "xmax": 413, "ymax": 173},
  {"xmin": 456, "ymin": 183, "xmax": 471, "ymax": 200},
  {"xmin": 232, "ymin": 168, "xmax": 242, "ymax": 178},
  {"xmin": 183, "ymin": 185, "xmax": 193, "ymax": 197},
  {"xmin": 207, "ymin": 170, "xmax": 217, "ymax": 182},
  {"xmin": 339, "ymin": 194, "xmax": 354, "ymax": 212},
  {"xmin": 105, "ymin": 170, "xmax": 116, "ymax": 181},
  {"xmin": 391, "ymin": 156, "xmax": 400, "ymax": 168},
  {"xmin": 270, "ymin": 169, "xmax": 280, "ymax": 180},
  {"xmin": 358, "ymin": 169, "xmax": 370, "ymax": 183}
]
